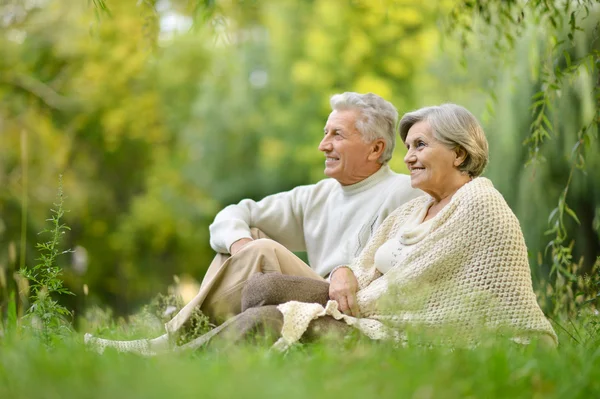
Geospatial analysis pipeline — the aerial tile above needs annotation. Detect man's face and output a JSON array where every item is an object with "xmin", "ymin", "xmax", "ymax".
[{"xmin": 319, "ymin": 109, "xmax": 377, "ymax": 185}]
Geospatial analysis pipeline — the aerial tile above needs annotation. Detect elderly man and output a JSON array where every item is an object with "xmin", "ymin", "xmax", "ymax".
[{"xmin": 165, "ymin": 92, "xmax": 422, "ymax": 335}]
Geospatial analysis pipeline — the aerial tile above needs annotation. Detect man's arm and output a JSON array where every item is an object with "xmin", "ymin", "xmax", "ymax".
[{"xmin": 209, "ymin": 184, "xmax": 314, "ymax": 254}]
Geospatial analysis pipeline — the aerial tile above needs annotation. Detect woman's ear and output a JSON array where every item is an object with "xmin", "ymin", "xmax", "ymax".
[
  {"xmin": 454, "ymin": 146, "xmax": 468, "ymax": 167},
  {"xmin": 368, "ymin": 139, "xmax": 386, "ymax": 162}
]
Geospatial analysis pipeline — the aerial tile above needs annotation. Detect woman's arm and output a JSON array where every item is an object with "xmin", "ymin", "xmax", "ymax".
[
  {"xmin": 328, "ymin": 205, "xmax": 414, "ymax": 316},
  {"xmin": 349, "ymin": 207, "xmax": 404, "ymax": 290}
]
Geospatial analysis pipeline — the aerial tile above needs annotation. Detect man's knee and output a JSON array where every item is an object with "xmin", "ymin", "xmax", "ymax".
[
  {"xmin": 249, "ymin": 227, "xmax": 271, "ymax": 240},
  {"xmin": 241, "ymin": 238, "xmax": 284, "ymax": 253}
]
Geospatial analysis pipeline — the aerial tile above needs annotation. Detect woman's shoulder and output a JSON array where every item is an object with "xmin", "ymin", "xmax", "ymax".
[
  {"xmin": 459, "ymin": 177, "xmax": 521, "ymax": 227},
  {"xmin": 458, "ymin": 177, "xmax": 508, "ymax": 208}
]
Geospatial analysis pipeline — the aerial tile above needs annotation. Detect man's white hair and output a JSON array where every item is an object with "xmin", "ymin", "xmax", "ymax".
[{"xmin": 330, "ymin": 92, "xmax": 398, "ymax": 164}]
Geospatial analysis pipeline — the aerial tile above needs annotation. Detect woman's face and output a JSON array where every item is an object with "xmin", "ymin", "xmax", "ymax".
[{"xmin": 403, "ymin": 121, "xmax": 462, "ymax": 195}]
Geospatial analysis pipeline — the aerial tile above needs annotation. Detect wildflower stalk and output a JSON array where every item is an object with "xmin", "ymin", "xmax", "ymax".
[{"xmin": 20, "ymin": 175, "xmax": 74, "ymax": 345}]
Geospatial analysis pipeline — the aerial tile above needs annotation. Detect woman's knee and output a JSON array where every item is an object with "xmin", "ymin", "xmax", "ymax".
[
  {"xmin": 241, "ymin": 273, "xmax": 330, "ymax": 312},
  {"xmin": 241, "ymin": 272, "xmax": 284, "ymax": 311}
]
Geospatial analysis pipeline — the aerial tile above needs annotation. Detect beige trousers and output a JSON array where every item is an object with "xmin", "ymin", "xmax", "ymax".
[{"xmin": 165, "ymin": 229, "xmax": 324, "ymax": 334}]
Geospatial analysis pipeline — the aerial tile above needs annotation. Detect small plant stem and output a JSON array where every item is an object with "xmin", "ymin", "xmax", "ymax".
[
  {"xmin": 19, "ymin": 130, "xmax": 28, "ymax": 308},
  {"xmin": 19, "ymin": 130, "xmax": 28, "ymax": 270}
]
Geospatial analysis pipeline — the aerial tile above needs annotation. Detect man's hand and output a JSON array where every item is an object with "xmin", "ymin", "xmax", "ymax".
[
  {"xmin": 329, "ymin": 267, "xmax": 360, "ymax": 317},
  {"xmin": 230, "ymin": 238, "xmax": 253, "ymax": 255}
]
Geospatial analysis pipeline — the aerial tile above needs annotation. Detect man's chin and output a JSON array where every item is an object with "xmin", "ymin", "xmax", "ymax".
[{"xmin": 323, "ymin": 167, "xmax": 338, "ymax": 179}]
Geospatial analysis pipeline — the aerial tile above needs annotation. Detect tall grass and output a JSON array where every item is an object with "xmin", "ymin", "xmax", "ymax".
[{"xmin": 0, "ymin": 326, "xmax": 599, "ymax": 399}]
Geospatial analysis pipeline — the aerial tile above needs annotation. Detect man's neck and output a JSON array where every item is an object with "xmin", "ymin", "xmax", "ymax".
[{"xmin": 339, "ymin": 163, "xmax": 383, "ymax": 186}]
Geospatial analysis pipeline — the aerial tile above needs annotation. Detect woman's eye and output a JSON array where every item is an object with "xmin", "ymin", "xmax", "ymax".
[{"xmin": 416, "ymin": 141, "xmax": 425, "ymax": 148}]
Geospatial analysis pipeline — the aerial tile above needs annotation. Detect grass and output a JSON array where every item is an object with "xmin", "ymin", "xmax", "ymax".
[
  {"xmin": 1, "ymin": 324, "xmax": 599, "ymax": 399},
  {"xmin": 5, "ymin": 179, "xmax": 599, "ymax": 398}
]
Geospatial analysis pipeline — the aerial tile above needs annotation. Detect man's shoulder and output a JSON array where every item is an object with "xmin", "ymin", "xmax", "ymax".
[
  {"xmin": 272, "ymin": 178, "xmax": 338, "ymax": 206},
  {"xmin": 378, "ymin": 170, "xmax": 423, "ymax": 200},
  {"xmin": 383, "ymin": 169, "xmax": 413, "ymax": 185},
  {"xmin": 286, "ymin": 177, "xmax": 338, "ymax": 194}
]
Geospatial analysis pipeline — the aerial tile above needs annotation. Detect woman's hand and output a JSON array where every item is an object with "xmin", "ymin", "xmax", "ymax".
[{"xmin": 329, "ymin": 267, "xmax": 361, "ymax": 317}]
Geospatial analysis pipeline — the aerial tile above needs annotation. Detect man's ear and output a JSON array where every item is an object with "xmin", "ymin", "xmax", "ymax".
[
  {"xmin": 368, "ymin": 139, "xmax": 386, "ymax": 162},
  {"xmin": 454, "ymin": 146, "xmax": 468, "ymax": 167}
]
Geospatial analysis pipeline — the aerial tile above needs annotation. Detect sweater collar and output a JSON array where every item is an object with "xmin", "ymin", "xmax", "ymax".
[{"xmin": 340, "ymin": 164, "xmax": 393, "ymax": 195}]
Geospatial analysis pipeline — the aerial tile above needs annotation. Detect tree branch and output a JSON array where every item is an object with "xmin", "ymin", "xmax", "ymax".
[{"xmin": 0, "ymin": 73, "xmax": 78, "ymax": 112}]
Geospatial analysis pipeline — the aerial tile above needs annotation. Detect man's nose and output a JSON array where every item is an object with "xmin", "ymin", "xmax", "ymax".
[{"xmin": 319, "ymin": 136, "xmax": 331, "ymax": 152}]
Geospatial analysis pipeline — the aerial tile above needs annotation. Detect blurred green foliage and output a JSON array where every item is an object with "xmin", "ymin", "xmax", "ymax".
[{"xmin": 0, "ymin": 0, "xmax": 598, "ymax": 321}]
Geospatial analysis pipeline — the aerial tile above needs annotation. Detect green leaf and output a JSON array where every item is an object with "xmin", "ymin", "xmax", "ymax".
[
  {"xmin": 548, "ymin": 207, "xmax": 559, "ymax": 224},
  {"xmin": 532, "ymin": 91, "xmax": 545, "ymax": 100},
  {"xmin": 583, "ymin": 132, "xmax": 591, "ymax": 148},
  {"xmin": 530, "ymin": 99, "xmax": 546, "ymax": 111},
  {"xmin": 563, "ymin": 50, "xmax": 571, "ymax": 67},
  {"xmin": 542, "ymin": 114, "xmax": 553, "ymax": 132},
  {"xmin": 544, "ymin": 240, "xmax": 555, "ymax": 256},
  {"xmin": 571, "ymin": 140, "xmax": 581, "ymax": 156},
  {"xmin": 565, "ymin": 206, "xmax": 581, "ymax": 225}
]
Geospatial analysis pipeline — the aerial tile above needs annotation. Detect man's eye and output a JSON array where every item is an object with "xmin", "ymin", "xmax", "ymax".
[{"xmin": 417, "ymin": 141, "xmax": 425, "ymax": 148}]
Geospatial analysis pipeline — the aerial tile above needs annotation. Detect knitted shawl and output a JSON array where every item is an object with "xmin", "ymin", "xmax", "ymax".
[{"xmin": 274, "ymin": 178, "xmax": 557, "ymax": 350}]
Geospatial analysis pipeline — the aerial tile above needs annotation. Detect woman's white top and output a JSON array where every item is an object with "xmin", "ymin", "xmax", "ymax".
[{"xmin": 373, "ymin": 198, "xmax": 434, "ymax": 274}]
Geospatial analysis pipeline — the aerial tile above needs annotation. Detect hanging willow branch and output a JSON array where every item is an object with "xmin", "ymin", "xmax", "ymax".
[{"xmin": 447, "ymin": 0, "xmax": 600, "ymax": 316}]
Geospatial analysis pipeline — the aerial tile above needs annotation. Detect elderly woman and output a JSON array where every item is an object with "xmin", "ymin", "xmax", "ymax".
[{"xmin": 87, "ymin": 104, "xmax": 556, "ymax": 355}]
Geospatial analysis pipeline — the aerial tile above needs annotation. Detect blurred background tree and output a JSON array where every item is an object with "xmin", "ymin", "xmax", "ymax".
[{"xmin": 0, "ymin": 0, "xmax": 597, "ymax": 322}]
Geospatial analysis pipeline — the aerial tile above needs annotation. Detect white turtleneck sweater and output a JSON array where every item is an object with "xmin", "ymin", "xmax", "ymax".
[{"xmin": 209, "ymin": 165, "xmax": 423, "ymax": 277}]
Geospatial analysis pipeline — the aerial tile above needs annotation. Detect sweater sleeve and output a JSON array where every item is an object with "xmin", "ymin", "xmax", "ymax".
[{"xmin": 209, "ymin": 184, "xmax": 314, "ymax": 254}]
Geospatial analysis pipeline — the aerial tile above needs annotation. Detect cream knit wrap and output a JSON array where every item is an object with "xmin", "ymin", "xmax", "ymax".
[{"xmin": 274, "ymin": 178, "xmax": 558, "ymax": 350}]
